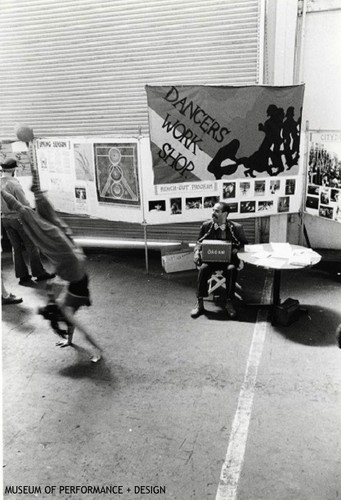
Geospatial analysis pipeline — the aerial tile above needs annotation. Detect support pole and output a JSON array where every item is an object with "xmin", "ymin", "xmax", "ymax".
[
  {"xmin": 300, "ymin": 120, "xmax": 310, "ymax": 246},
  {"xmin": 142, "ymin": 221, "xmax": 149, "ymax": 274},
  {"xmin": 137, "ymin": 126, "xmax": 149, "ymax": 273}
]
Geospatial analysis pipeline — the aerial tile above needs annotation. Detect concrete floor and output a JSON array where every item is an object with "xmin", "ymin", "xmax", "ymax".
[{"xmin": 1, "ymin": 249, "xmax": 341, "ymax": 500}]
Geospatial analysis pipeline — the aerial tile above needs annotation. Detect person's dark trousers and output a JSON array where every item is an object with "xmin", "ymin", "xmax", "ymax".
[
  {"xmin": 2, "ymin": 218, "xmax": 46, "ymax": 279},
  {"xmin": 197, "ymin": 262, "xmax": 237, "ymax": 299}
]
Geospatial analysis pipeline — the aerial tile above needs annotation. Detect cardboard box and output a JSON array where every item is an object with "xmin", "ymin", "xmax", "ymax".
[
  {"xmin": 161, "ymin": 251, "xmax": 196, "ymax": 273},
  {"xmin": 202, "ymin": 240, "xmax": 232, "ymax": 263}
]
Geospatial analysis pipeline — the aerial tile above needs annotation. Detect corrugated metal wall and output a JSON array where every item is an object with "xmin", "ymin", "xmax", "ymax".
[{"xmin": 0, "ymin": 0, "xmax": 263, "ymax": 138}]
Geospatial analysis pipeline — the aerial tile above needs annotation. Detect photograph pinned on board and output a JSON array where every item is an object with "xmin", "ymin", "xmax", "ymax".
[
  {"xmin": 149, "ymin": 200, "xmax": 166, "ymax": 212},
  {"xmin": 285, "ymin": 179, "xmax": 296, "ymax": 195},
  {"xmin": 320, "ymin": 189, "xmax": 330, "ymax": 205},
  {"xmin": 222, "ymin": 182, "xmax": 236, "ymax": 199},
  {"xmin": 308, "ymin": 141, "xmax": 341, "ymax": 189},
  {"xmin": 226, "ymin": 202, "xmax": 238, "ymax": 213},
  {"xmin": 307, "ymin": 184, "xmax": 319, "ymax": 196},
  {"xmin": 75, "ymin": 187, "xmax": 87, "ymax": 200},
  {"xmin": 186, "ymin": 197, "xmax": 202, "ymax": 210},
  {"xmin": 306, "ymin": 196, "xmax": 319, "ymax": 210},
  {"xmin": 40, "ymin": 156, "xmax": 48, "ymax": 170},
  {"xmin": 278, "ymin": 196, "xmax": 290, "ymax": 213},
  {"xmin": 334, "ymin": 205, "xmax": 341, "ymax": 222},
  {"xmin": 170, "ymin": 197, "xmax": 182, "ymax": 215},
  {"xmin": 204, "ymin": 196, "xmax": 220, "ymax": 208},
  {"xmin": 239, "ymin": 182, "xmax": 251, "ymax": 197},
  {"xmin": 255, "ymin": 180, "xmax": 266, "ymax": 196},
  {"xmin": 257, "ymin": 200, "xmax": 274, "ymax": 212},
  {"xmin": 319, "ymin": 205, "xmax": 333, "ymax": 219},
  {"xmin": 240, "ymin": 201, "xmax": 255, "ymax": 213},
  {"xmin": 270, "ymin": 179, "xmax": 280, "ymax": 195},
  {"xmin": 331, "ymin": 189, "xmax": 340, "ymax": 203},
  {"xmin": 74, "ymin": 186, "xmax": 89, "ymax": 213}
]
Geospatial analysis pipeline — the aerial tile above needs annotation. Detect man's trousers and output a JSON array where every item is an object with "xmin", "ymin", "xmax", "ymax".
[
  {"xmin": 196, "ymin": 262, "xmax": 237, "ymax": 299},
  {"xmin": 2, "ymin": 217, "xmax": 46, "ymax": 279}
]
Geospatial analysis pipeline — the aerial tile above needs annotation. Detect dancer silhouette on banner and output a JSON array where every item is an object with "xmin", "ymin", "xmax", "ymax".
[
  {"xmin": 283, "ymin": 106, "xmax": 301, "ymax": 168},
  {"xmin": 207, "ymin": 104, "xmax": 301, "ymax": 179}
]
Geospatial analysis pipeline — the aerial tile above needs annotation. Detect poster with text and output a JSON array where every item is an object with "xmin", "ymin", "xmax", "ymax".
[
  {"xmin": 35, "ymin": 139, "xmax": 75, "ymax": 213},
  {"xmin": 305, "ymin": 131, "xmax": 341, "ymax": 223}
]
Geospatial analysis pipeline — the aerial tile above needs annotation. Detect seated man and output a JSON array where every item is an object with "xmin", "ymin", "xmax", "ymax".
[{"xmin": 191, "ymin": 201, "xmax": 248, "ymax": 318}]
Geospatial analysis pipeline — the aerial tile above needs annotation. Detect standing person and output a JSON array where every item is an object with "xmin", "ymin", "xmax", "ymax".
[
  {"xmin": 1, "ymin": 158, "xmax": 55, "ymax": 285},
  {"xmin": 1, "ymin": 237, "xmax": 22, "ymax": 304},
  {"xmin": 2, "ymin": 273, "xmax": 23, "ymax": 305},
  {"xmin": 191, "ymin": 201, "xmax": 248, "ymax": 319}
]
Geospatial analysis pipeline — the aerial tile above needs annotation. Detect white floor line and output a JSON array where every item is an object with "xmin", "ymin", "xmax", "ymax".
[{"xmin": 215, "ymin": 272, "xmax": 273, "ymax": 500}]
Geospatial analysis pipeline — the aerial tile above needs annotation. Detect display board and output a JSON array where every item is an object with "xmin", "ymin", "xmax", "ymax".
[
  {"xmin": 34, "ymin": 138, "xmax": 142, "ymax": 223},
  {"xmin": 145, "ymin": 84, "xmax": 305, "ymax": 221},
  {"xmin": 305, "ymin": 131, "xmax": 341, "ymax": 223}
]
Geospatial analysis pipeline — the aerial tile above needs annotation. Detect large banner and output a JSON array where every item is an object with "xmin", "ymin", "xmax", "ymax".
[
  {"xmin": 146, "ymin": 85, "xmax": 305, "ymax": 185},
  {"xmin": 305, "ymin": 131, "xmax": 341, "ymax": 223}
]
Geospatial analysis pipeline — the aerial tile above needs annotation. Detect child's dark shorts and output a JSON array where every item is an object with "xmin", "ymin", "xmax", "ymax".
[{"xmin": 60, "ymin": 274, "xmax": 91, "ymax": 312}]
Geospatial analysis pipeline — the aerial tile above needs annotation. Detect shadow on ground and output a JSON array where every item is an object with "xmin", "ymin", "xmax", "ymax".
[
  {"xmin": 273, "ymin": 305, "xmax": 340, "ymax": 347},
  {"xmin": 58, "ymin": 355, "xmax": 114, "ymax": 382}
]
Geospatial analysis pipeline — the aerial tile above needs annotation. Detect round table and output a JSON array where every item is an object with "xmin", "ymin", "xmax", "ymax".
[{"xmin": 238, "ymin": 243, "xmax": 321, "ymax": 323}]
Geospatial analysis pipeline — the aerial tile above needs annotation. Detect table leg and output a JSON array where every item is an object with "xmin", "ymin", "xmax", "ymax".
[
  {"xmin": 272, "ymin": 270, "xmax": 281, "ymax": 307},
  {"xmin": 269, "ymin": 270, "xmax": 282, "ymax": 324},
  {"xmin": 243, "ymin": 268, "xmax": 303, "ymax": 326}
]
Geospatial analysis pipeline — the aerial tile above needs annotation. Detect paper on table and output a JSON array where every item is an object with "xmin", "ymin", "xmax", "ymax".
[
  {"xmin": 244, "ymin": 244, "xmax": 265, "ymax": 253},
  {"xmin": 288, "ymin": 252, "xmax": 313, "ymax": 266},
  {"xmin": 293, "ymin": 248, "xmax": 315, "ymax": 255},
  {"xmin": 254, "ymin": 251, "xmax": 272, "ymax": 259},
  {"xmin": 271, "ymin": 242, "xmax": 291, "ymax": 250},
  {"xmin": 271, "ymin": 242, "xmax": 293, "ymax": 259},
  {"xmin": 289, "ymin": 257, "xmax": 312, "ymax": 266}
]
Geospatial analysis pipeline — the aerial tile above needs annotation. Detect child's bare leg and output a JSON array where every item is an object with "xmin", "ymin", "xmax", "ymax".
[
  {"xmin": 62, "ymin": 306, "xmax": 102, "ymax": 362},
  {"xmin": 77, "ymin": 325, "xmax": 102, "ymax": 362}
]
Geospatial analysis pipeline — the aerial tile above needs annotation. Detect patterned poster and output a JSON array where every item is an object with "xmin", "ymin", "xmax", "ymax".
[
  {"xmin": 146, "ymin": 85, "xmax": 305, "ymax": 185},
  {"xmin": 94, "ymin": 143, "xmax": 140, "ymax": 206},
  {"xmin": 305, "ymin": 132, "xmax": 341, "ymax": 223}
]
